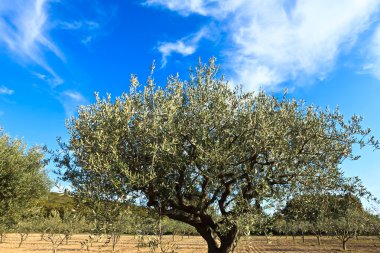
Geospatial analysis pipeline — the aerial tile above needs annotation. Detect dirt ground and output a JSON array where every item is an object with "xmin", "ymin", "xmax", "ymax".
[{"xmin": 0, "ymin": 234, "xmax": 379, "ymax": 252}]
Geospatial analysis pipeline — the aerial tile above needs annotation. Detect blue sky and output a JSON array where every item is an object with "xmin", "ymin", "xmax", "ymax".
[{"xmin": 0, "ymin": 0, "xmax": 380, "ymax": 203}]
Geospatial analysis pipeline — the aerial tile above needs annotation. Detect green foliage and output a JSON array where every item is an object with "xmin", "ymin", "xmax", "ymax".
[
  {"xmin": 55, "ymin": 59, "xmax": 378, "ymax": 253},
  {"xmin": 281, "ymin": 193, "xmax": 363, "ymax": 223},
  {"xmin": 0, "ymin": 129, "xmax": 51, "ymax": 229},
  {"xmin": 366, "ymin": 213, "xmax": 380, "ymax": 238},
  {"xmin": 280, "ymin": 193, "xmax": 368, "ymax": 248},
  {"xmin": 41, "ymin": 210, "xmax": 83, "ymax": 253},
  {"xmin": 39, "ymin": 192, "xmax": 75, "ymax": 218}
]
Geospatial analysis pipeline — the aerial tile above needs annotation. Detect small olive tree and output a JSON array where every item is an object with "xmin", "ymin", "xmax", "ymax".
[
  {"xmin": 55, "ymin": 59, "xmax": 378, "ymax": 253},
  {"xmin": 367, "ymin": 213, "xmax": 380, "ymax": 240},
  {"xmin": 41, "ymin": 210, "xmax": 85, "ymax": 253},
  {"xmin": 327, "ymin": 195, "xmax": 366, "ymax": 250},
  {"xmin": 0, "ymin": 129, "xmax": 50, "ymax": 230}
]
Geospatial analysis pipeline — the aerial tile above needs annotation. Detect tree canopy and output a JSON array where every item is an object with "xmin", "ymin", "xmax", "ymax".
[
  {"xmin": 0, "ymin": 129, "xmax": 51, "ymax": 227},
  {"xmin": 281, "ymin": 193, "xmax": 364, "ymax": 223},
  {"xmin": 56, "ymin": 59, "xmax": 378, "ymax": 253}
]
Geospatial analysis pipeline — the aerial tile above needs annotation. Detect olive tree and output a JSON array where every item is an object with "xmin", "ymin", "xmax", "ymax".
[
  {"xmin": 55, "ymin": 59, "xmax": 378, "ymax": 253},
  {"xmin": 0, "ymin": 129, "xmax": 50, "ymax": 231},
  {"xmin": 327, "ymin": 194, "xmax": 366, "ymax": 250},
  {"xmin": 367, "ymin": 213, "xmax": 380, "ymax": 239},
  {"xmin": 281, "ymin": 193, "xmax": 366, "ymax": 247}
]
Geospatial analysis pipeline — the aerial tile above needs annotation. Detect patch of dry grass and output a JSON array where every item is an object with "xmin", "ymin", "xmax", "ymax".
[{"xmin": 0, "ymin": 234, "xmax": 379, "ymax": 252}]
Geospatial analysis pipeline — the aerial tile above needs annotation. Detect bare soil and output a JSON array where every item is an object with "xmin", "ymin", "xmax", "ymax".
[{"xmin": 0, "ymin": 234, "xmax": 379, "ymax": 252}]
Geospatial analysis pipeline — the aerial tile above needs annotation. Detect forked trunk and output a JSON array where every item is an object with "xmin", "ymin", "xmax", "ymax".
[
  {"xmin": 342, "ymin": 240, "xmax": 347, "ymax": 251},
  {"xmin": 196, "ymin": 224, "xmax": 238, "ymax": 253}
]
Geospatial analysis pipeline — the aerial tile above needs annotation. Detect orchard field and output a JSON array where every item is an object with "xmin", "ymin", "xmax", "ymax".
[
  {"xmin": 2, "ymin": 61, "xmax": 380, "ymax": 253},
  {"xmin": 1, "ymin": 234, "xmax": 380, "ymax": 253}
]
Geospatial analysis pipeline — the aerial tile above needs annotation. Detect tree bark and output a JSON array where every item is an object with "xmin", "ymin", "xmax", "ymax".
[
  {"xmin": 196, "ymin": 224, "xmax": 238, "ymax": 253},
  {"xmin": 343, "ymin": 240, "xmax": 347, "ymax": 251}
]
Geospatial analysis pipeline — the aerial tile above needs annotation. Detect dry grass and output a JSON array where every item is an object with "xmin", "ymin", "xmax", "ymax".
[{"xmin": 0, "ymin": 234, "xmax": 379, "ymax": 252}]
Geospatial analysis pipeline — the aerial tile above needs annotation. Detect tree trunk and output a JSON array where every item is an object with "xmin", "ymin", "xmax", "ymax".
[
  {"xmin": 342, "ymin": 240, "xmax": 347, "ymax": 250},
  {"xmin": 317, "ymin": 235, "xmax": 321, "ymax": 246},
  {"xmin": 18, "ymin": 233, "xmax": 28, "ymax": 247},
  {"xmin": 196, "ymin": 224, "xmax": 238, "ymax": 253}
]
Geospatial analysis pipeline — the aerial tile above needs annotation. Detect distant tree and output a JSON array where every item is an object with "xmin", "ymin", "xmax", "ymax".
[
  {"xmin": 281, "ymin": 193, "xmax": 364, "ymax": 247},
  {"xmin": 282, "ymin": 194, "xmax": 326, "ymax": 245},
  {"xmin": 55, "ymin": 59, "xmax": 378, "ymax": 253},
  {"xmin": 327, "ymin": 194, "xmax": 366, "ymax": 250},
  {"xmin": 252, "ymin": 213, "xmax": 274, "ymax": 244},
  {"xmin": 297, "ymin": 220, "xmax": 310, "ymax": 243},
  {"xmin": 0, "ymin": 129, "xmax": 50, "ymax": 231},
  {"xmin": 162, "ymin": 217, "xmax": 197, "ymax": 240},
  {"xmin": 39, "ymin": 192, "xmax": 75, "ymax": 218},
  {"xmin": 273, "ymin": 217, "xmax": 288, "ymax": 237},
  {"xmin": 74, "ymin": 197, "xmax": 134, "ymax": 252},
  {"xmin": 367, "ymin": 213, "xmax": 380, "ymax": 239},
  {"xmin": 15, "ymin": 219, "xmax": 33, "ymax": 247},
  {"xmin": 41, "ymin": 210, "xmax": 76, "ymax": 253}
]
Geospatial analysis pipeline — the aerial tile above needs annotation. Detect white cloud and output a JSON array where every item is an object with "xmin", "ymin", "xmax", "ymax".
[
  {"xmin": 157, "ymin": 28, "xmax": 209, "ymax": 67},
  {"xmin": 145, "ymin": 0, "xmax": 244, "ymax": 18},
  {"xmin": 0, "ymin": 86, "xmax": 14, "ymax": 95},
  {"xmin": 59, "ymin": 19, "xmax": 103, "ymax": 46},
  {"xmin": 31, "ymin": 71, "xmax": 63, "ymax": 87},
  {"xmin": 81, "ymin": 36, "xmax": 93, "ymax": 45},
  {"xmin": 60, "ymin": 20, "xmax": 100, "ymax": 46},
  {"xmin": 158, "ymin": 41, "xmax": 196, "ymax": 67},
  {"xmin": 145, "ymin": 0, "xmax": 208, "ymax": 16},
  {"xmin": 60, "ymin": 91, "xmax": 88, "ymax": 116},
  {"xmin": 364, "ymin": 25, "xmax": 380, "ymax": 79},
  {"xmin": 63, "ymin": 91, "xmax": 86, "ymax": 101},
  {"xmin": 60, "ymin": 20, "xmax": 100, "ymax": 31},
  {"xmin": 147, "ymin": 0, "xmax": 380, "ymax": 90},
  {"xmin": 0, "ymin": 0, "xmax": 63, "ymax": 85}
]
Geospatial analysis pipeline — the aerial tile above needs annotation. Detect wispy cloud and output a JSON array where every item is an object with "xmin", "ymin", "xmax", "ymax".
[
  {"xmin": 31, "ymin": 71, "xmax": 63, "ymax": 87},
  {"xmin": 146, "ymin": 0, "xmax": 380, "ymax": 90},
  {"xmin": 60, "ymin": 20, "xmax": 100, "ymax": 31},
  {"xmin": 364, "ymin": 25, "xmax": 380, "ymax": 79},
  {"xmin": 0, "ymin": 0, "xmax": 63, "ymax": 85},
  {"xmin": 56, "ymin": 1, "xmax": 117, "ymax": 47},
  {"xmin": 157, "ymin": 28, "xmax": 209, "ymax": 67},
  {"xmin": 59, "ymin": 19, "xmax": 101, "ymax": 46},
  {"xmin": 145, "ymin": 0, "xmax": 244, "ymax": 18},
  {"xmin": 145, "ymin": 0, "xmax": 210, "ymax": 16},
  {"xmin": 59, "ymin": 90, "xmax": 88, "ymax": 117},
  {"xmin": 0, "ymin": 86, "xmax": 14, "ymax": 95}
]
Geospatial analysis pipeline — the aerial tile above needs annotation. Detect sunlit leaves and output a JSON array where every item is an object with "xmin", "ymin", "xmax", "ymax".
[{"xmin": 57, "ymin": 58, "xmax": 378, "ymax": 252}]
